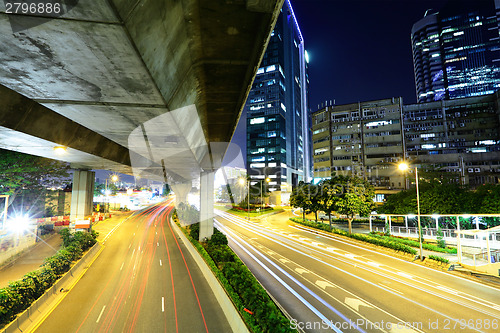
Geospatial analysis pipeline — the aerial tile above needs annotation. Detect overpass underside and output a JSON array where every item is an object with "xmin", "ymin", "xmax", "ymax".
[{"xmin": 0, "ymin": 0, "xmax": 283, "ymax": 239}]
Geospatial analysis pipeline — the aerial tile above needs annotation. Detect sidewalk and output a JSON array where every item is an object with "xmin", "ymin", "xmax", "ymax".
[
  {"xmin": 0, "ymin": 233, "xmax": 62, "ymax": 288},
  {"xmin": 0, "ymin": 211, "xmax": 132, "ymax": 289}
]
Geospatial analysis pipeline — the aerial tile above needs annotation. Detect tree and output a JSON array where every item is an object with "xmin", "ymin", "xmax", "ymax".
[
  {"xmin": 290, "ymin": 181, "xmax": 308, "ymax": 221},
  {"xmin": 317, "ymin": 178, "xmax": 343, "ymax": 228},
  {"xmin": 335, "ymin": 176, "xmax": 375, "ymax": 234},
  {"xmin": 0, "ymin": 149, "xmax": 70, "ymax": 216}
]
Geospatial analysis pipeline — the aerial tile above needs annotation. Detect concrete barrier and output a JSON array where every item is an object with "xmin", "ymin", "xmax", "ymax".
[
  {"xmin": 170, "ymin": 217, "xmax": 249, "ymax": 333},
  {"xmin": 1, "ymin": 242, "xmax": 102, "ymax": 333}
]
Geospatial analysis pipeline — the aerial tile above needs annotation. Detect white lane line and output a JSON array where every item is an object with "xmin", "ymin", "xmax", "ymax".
[
  {"xmin": 397, "ymin": 272, "xmax": 413, "ymax": 279},
  {"xmin": 379, "ymin": 283, "xmax": 403, "ymax": 295},
  {"xmin": 128, "ymin": 244, "xmax": 132, "ymax": 249},
  {"xmin": 160, "ymin": 260, "xmax": 162, "ymax": 266},
  {"xmin": 120, "ymin": 262, "xmax": 124, "ymax": 271},
  {"xmin": 96, "ymin": 305, "xmax": 106, "ymax": 323},
  {"xmin": 435, "ymin": 285, "xmax": 458, "ymax": 295},
  {"xmin": 157, "ymin": 242, "xmax": 159, "ymax": 246},
  {"xmin": 162, "ymin": 297, "xmax": 165, "ymax": 312},
  {"xmin": 132, "ymin": 249, "xmax": 136, "ymax": 256}
]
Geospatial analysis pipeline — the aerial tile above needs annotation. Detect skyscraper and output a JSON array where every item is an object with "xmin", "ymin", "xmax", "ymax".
[
  {"xmin": 411, "ymin": 0, "xmax": 500, "ymax": 103},
  {"xmin": 245, "ymin": 0, "xmax": 309, "ymax": 203}
]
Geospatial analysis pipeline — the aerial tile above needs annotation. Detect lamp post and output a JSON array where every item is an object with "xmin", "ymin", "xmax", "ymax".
[
  {"xmin": 239, "ymin": 178, "xmax": 250, "ymax": 220},
  {"xmin": 399, "ymin": 163, "xmax": 424, "ymax": 261},
  {"xmin": 261, "ymin": 178, "xmax": 271, "ymax": 211},
  {"xmin": 105, "ymin": 174, "xmax": 119, "ymax": 213}
]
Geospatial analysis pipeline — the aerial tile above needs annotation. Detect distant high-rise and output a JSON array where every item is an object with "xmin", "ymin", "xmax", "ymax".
[
  {"xmin": 244, "ymin": 0, "xmax": 309, "ymax": 203},
  {"xmin": 411, "ymin": 0, "xmax": 500, "ymax": 103}
]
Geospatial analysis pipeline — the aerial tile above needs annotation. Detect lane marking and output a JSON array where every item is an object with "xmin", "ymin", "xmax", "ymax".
[
  {"xmin": 295, "ymin": 268, "xmax": 309, "ymax": 275},
  {"xmin": 157, "ymin": 242, "xmax": 159, "ymax": 246},
  {"xmin": 397, "ymin": 272, "xmax": 413, "ymax": 279},
  {"xmin": 96, "ymin": 305, "xmax": 106, "ymax": 323},
  {"xmin": 315, "ymin": 280, "xmax": 335, "ymax": 290},
  {"xmin": 120, "ymin": 262, "xmax": 124, "ymax": 271},
  {"xmin": 345, "ymin": 297, "xmax": 373, "ymax": 311},
  {"xmin": 162, "ymin": 297, "xmax": 165, "ymax": 312},
  {"xmin": 160, "ymin": 260, "xmax": 162, "ymax": 266},
  {"xmin": 379, "ymin": 284, "xmax": 403, "ymax": 295}
]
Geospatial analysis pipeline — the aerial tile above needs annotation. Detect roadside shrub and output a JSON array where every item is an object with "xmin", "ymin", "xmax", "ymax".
[
  {"xmin": 0, "ymin": 229, "xmax": 99, "ymax": 328},
  {"xmin": 189, "ymin": 223, "xmax": 200, "ymax": 240},
  {"xmin": 429, "ymin": 255, "xmax": 449, "ymax": 264},
  {"xmin": 208, "ymin": 228, "xmax": 228, "ymax": 246},
  {"xmin": 291, "ymin": 218, "xmax": 417, "ymax": 255}
]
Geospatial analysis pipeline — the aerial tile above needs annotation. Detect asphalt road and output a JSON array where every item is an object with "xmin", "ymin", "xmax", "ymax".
[
  {"xmin": 33, "ymin": 201, "xmax": 231, "ymax": 333},
  {"xmin": 215, "ymin": 210, "xmax": 500, "ymax": 333}
]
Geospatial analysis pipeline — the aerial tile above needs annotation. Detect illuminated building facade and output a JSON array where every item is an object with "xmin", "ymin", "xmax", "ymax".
[
  {"xmin": 311, "ymin": 98, "xmax": 406, "ymax": 191},
  {"xmin": 245, "ymin": 0, "xmax": 310, "ymax": 202},
  {"xmin": 312, "ymin": 92, "xmax": 500, "ymax": 192},
  {"xmin": 411, "ymin": 0, "xmax": 500, "ymax": 103}
]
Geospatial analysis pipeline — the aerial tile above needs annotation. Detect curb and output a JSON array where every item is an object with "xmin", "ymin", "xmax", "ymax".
[
  {"xmin": 169, "ymin": 217, "xmax": 249, "ymax": 333},
  {"xmin": 1, "ymin": 242, "xmax": 103, "ymax": 333}
]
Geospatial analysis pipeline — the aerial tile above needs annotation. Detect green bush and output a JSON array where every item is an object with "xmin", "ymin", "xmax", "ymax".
[
  {"xmin": 188, "ymin": 223, "xmax": 200, "ymax": 240},
  {"xmin": 429, "ymin": 255, "xmax": 449, "ymax": 264},
  {"xmin": 290, "ymin": 218, "xmax": 417, "ymax": 255},
  {"xmin": 369, "ymin": 233, "xmax": 457, "ymax": 254},
  {"xmin": 0, "ymin": 229, "xmax": 98, "ymax": 328},
  {"xmin": 208, "ymin": 228, "xmax": 228, "ymax": 246}
]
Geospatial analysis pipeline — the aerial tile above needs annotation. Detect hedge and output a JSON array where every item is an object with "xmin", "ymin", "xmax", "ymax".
[
  {"xmin": 0, "ymin": 229, "xmax": 98, "ymax": 327},
  {"xmin": 290, "ymin": 218, "xmax": 417, "ymax": 255},
  {"xmin": 174, "ymin": 214, "xmax": 295, "ymax": 333},
  {"xmin": 428, "ymin": 255, "xmax": 450, "ymax": 264},
  {"xmin": 369, "ymin": 232, "xmax": 457, "ymax": 254}
]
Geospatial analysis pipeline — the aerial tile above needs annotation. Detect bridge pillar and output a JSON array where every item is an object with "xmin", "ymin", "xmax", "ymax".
[
  {"xmin": 171, "ymin": 183, "xmax": 191, "ymax": 207},
  {"xmin": 199, "ymin": 171, "xmax": 215, "ymax": 241},
  {"xmin": 70, "ymin": 170, "xmax": 95, "ymax": 221}
]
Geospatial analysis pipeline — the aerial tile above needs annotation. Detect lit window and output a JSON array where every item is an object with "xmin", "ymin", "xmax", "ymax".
[
  {"xmin": 266, "ymin": 65, "xmax": 276, "ymax": 72},
  {"xmin": 281, "ymin": 103, "xmax": 286, "ymax": 112},
  {"xmin": 250, "ymin": 117, "xmax": 265, "ymax": 125},
  {"xmin": 256, "ymin": 67, "xmax": 264, "ymax": 75},
  {"xmin": 250, "ymin": 163, "xmax": 265, "ymax": 168}
]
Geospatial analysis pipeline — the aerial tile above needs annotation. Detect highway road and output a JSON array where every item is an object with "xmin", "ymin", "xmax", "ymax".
[
  {"xmin": 32, "ymin": 201, "xmax": 231, "ymax": 333},
  {"xmin": 215, "ymin": 210, "xmax": 500, "ymax": 333}
]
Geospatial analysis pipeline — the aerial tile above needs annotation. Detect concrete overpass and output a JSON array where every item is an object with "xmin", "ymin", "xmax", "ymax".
[{"xmin": 0, "ymin": 0, "xmax": 284, "ymax": 239}]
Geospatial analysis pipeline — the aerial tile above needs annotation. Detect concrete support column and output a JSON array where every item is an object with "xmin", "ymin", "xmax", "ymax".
[
  {"xmin": 199, "ymin": 171, "xmax": 214, "ymax": 241},
  {"xmin": 70, "ymin": 170, "xmax": 95, "ymax": 221},
  {"xmin": 171, "ymin": 183, "xmax": 191, "ymax": 207}
]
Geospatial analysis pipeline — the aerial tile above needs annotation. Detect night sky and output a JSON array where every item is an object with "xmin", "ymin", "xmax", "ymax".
[{"xmin": 230, "ymin": 0, "xmax": 451, "ymax": 157}]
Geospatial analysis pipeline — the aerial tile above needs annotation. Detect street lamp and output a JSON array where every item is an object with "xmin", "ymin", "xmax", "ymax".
[
  {"xmin": 105, "ymin": 174, "xmax": 119, "ymax": 212},
  {"xmin": 261, "ymin": 177, "xmax": 271, "ymax": 211},
  {"xmin": 398, "ymin": 162, "xmax": 424, "ymax": 261},
  {"xmin": 239, "ymin": 178, "xmax": 249, "ymax": 220}
]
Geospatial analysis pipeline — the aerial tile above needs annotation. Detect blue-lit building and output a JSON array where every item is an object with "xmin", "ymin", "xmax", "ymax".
[
  {"xmin": 411, "ymin": 0, "xmax": 500, "ymax": 103},
  {"xmin": 244, "ymin": 0, "xmax": 310, "ymax": 202}
]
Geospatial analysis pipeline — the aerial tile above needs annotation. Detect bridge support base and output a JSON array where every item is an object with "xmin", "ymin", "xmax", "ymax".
[
  {"xmin": 70, "ymin": 170, "xmax": 95, "ymax": 221},
  {"xmin": 199, "ymin": 171, "xmax": 214, "ymax": 241}
]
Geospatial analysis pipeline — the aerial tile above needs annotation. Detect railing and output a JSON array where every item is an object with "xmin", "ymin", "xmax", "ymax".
[{"xmin": 373, "ymin": 226, "xmax": 500, "ymax": 250}]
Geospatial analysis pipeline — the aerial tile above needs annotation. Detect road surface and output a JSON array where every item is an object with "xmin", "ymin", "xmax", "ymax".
[
  {"xmin": 33, "ymin": 201, "xmax": 231, "ymax": 333},
  {"xmin": 215, "ymin": 210, "xmax": 500, "ymax": 333}
]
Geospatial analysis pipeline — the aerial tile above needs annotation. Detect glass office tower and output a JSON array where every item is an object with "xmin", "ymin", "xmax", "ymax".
[
  {"xmin": 245, "ymin": 0, "xmax": 309, "ymax": 201},
  {"xmin": 411, "ymin": 0, "xmax": 500, "ymax": 103}
]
